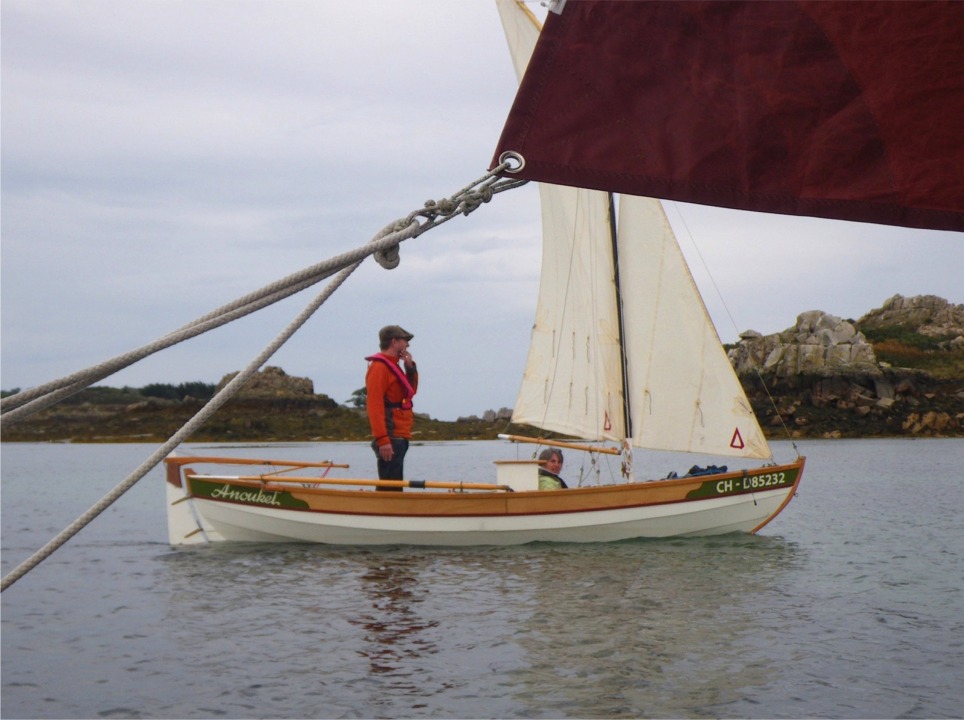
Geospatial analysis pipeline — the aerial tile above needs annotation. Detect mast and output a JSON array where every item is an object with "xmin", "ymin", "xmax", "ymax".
[{"xmin": 608, "ymin": 192, "xmax": 633, "ymax": 441}]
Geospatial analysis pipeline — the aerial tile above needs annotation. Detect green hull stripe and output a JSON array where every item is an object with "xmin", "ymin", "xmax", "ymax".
[
  {"xmin": 686, "ymin": 469, "xmax": 798, "ymax": 500},
  {"xmin": 188, "ymin": 477, "xmax": 310, "ymax": 510}
]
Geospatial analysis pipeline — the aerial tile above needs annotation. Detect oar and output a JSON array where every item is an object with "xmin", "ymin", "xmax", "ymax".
[
  {"xmin": 498, "ymin": 433, "xmax": 620, "ymax": 455},
  {"xmin": 186, "ymin": 474, "xmax": 514, "ymax": 492}
]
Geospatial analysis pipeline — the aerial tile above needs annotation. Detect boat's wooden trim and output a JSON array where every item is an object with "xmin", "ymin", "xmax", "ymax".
[
  {"xmin": 181, "ymin": 457, "xmax": 804, "ymax": 520},
  {"xmin": 188, "ymin": 473, "xmax": 513, "ymax": 493},
  {"xmin": 169, "ymin": 455, "xmax": 805, "ymax": 544},
  {"xmin": 165, "ymin": 459, "xmax": 186, "ymax": 488}
]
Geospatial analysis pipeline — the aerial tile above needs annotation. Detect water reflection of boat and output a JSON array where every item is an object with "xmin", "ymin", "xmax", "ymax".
[
  {"xmin": 507, "ymin": 536, "xmax": 807, "ymax": 716},
  {"xmin": 349, "ymin": 553, "xmax": 441, "ymax": 682}
]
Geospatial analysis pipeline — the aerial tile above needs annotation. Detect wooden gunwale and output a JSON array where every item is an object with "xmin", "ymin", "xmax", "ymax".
[{"xmin": 183, "ymin": 457, "xmax": 805, "ymax": 520}]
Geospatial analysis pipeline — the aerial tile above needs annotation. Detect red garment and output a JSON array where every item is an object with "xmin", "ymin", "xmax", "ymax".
[{"xmin": 365, "ymin": 355, "xmax": 418, "ymax": 447}]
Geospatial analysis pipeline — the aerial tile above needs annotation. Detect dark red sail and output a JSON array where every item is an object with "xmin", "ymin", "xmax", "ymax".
[{"xmin": 491, "ymin": 1, "xmax": 963, "ymax": 232}]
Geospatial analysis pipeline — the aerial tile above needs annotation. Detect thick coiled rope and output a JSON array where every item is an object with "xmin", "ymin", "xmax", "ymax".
[{"xmin": 0, "ymin": 166, "xmax": 527, "ymax": 592}]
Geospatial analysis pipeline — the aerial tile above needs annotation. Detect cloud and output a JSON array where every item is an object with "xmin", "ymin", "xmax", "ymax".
[{"xmin": 2, "ymin": 0, "xmax": 961, "ymax": 421}]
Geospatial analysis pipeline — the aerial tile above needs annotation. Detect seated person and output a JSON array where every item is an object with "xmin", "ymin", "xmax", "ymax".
[{"xmin": 537, "ymin": 448, "xmax": 568, "ymax": 490}]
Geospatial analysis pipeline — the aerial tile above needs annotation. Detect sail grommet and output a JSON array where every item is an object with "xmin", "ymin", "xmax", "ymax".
[{"xmin": 499, "ymin": 151, "xmax": 525, "ymax": 173}]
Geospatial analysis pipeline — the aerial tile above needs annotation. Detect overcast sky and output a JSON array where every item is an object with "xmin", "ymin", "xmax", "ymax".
[{"xmin": 3, "ymin": 0, "xmax": 961, "ymax": 421}]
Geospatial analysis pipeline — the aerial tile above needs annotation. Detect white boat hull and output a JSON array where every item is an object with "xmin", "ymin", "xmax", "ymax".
[
  {"xmin": 190, "ymin": 487, "xmax": 793, "ymax": 545},
  {"xmin": 166, "ymin": 455, "xmax": 804, "ymax": 546}
]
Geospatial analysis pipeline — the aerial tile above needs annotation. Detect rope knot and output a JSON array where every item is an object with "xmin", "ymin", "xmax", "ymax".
[
  {"xmin": 371, "ymin": 222, "xmax": 405, "ymax": 270},
  {"xmin": 374, "ymin": 245, "xmax": 400, "ymax": 269},
  {"xmin": 460, "ymin": 186, "xmax": 494, "ymax": 216},
  {"xmin": 434, "ymin": 198, "xmax": 458, "ymax": 216}
]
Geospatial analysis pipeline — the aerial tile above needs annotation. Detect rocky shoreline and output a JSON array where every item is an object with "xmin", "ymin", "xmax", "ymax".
[
  {"xmin": 3, "ymin": 294, "xmax": 962, "ymax": 443},
  {"xmin": 729, "ymin": 296, "xmax": 964, "ymax": 439}
]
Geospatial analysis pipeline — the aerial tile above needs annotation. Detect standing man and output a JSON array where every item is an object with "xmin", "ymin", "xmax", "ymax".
[{"xmin": 365, "ymin": 325, "xmax": 418, "ymax": 490}]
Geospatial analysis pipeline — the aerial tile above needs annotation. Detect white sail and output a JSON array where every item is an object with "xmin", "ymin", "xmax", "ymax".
[
  {"xmin": 496, "ymin": 0, "xmax": 541, "ymax": 83},
  {"xmin": 617, "ymin": 197, "xmax": 771, "ymax": 459},
  {"xmin": 499, "ymin": 0, "xmax": 769, "ymax": 459},
  {"xmin": 511, "ymin": 186, "xmax": 628, "ymax": 440},
  {"xmin": 499, "ymin": 0, "xmax": 626, "ymax": 440}
]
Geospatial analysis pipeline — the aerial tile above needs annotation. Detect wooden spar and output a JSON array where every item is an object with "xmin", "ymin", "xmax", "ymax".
[
  {"xmin": 186, "ymin": 474, "xmax": 513, "ymax": 492},
  {"xmin": 497, "ymin": 433, "xmax": 620, "ymax": 455},
  {"xmin": 166, "ymin": 455, "xmax": 349, "ymax": 470}
]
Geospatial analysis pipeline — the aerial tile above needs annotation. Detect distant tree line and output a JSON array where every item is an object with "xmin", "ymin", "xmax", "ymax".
[
  {"xmin": 2, "ymin": 382, "xmax": 512, "ymax": 420},
  {"xmin": 0, "ymin": 382, "xmax": 217, "ymax": 405},
  {"xmin": 140, "ymin": 382, "xmax": 216, "ymax": 400}
]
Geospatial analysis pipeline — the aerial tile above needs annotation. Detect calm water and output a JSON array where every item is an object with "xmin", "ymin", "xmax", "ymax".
[{"xmin": 2, "ymin": 439, "xmax": 962, "ymax": 719}]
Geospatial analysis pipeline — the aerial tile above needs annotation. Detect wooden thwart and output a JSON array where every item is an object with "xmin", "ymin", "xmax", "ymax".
[{"xmin": 186, "ymin": 473, "xmax": 513, "ymax": 493}]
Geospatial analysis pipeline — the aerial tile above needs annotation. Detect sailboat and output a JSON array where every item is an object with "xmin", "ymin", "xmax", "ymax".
[
  {"xmin": 162, "ymin": 0, "xmax": 805, "ymax": 546},
  {"xmin": 5, "ymin": 1, "xmax": 958, "ymax": 577}
]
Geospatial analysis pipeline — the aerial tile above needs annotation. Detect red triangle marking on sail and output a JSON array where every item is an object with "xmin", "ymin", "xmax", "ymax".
[
  {"xmin": 730, "ymin": 428, "xmax": 745, "ymax": 449},
  {"xmin": 603, "ymin": 411, "xmax": 612, "ymax": 432}
]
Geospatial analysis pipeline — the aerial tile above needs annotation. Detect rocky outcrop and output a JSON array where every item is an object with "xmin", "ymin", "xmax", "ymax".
[
  {"xmin": 858, "ymin": 294, "xmax": 964, "ymax": 343},
  {"xmin": 4, "ymin": 296, "xmax": 961, "ymax": 442},
  {"xmin": 729, "ymin": 299, "xmax": 963, "ymax": 439},
  {"xmin": 903, "ymin": 411, "xmax": 956, "ymax": 434},
  {"xmin": 728, "ymin": 311, "xmax": 877, "ymax": 377},
  {"xmin": 215, "ymin": 366, "xmax": 315, "ymax": 399}
]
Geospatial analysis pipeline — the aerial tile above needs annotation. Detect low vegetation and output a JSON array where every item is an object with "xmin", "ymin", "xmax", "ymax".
[
  {"xmin": 861, "ymin": 327, "xmax": 964, "ymax": 379},
  {"xmin": 0, "ymin": 384, "xmax": 536, "ymax": 443},
  {"xmin": 4, "ymin": 308, "xmax": 962, "ymax": 442}
]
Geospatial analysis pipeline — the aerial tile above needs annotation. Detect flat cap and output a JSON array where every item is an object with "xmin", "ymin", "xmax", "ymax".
[{"xmin": 379, "ymin": 325, "xmax": 414, "ymax": 343}]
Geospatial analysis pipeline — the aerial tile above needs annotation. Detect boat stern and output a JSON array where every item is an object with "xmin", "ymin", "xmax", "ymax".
[{"xmin": 164, "ymin": 457, "xmax": 224, "ymax": 545}]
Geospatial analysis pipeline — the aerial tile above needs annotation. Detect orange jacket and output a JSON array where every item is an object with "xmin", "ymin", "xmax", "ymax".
[{"xmin": 365, "ymin": 356, "xmax": 418, "ymax": 446}]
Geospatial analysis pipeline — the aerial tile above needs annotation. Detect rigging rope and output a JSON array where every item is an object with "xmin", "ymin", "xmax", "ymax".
[
  {"xmin": 0, "ymin": 170, "xmax": 524, "ymax": 426},
  {"xmin": 1, "ymin": 166, "xmax": 527, "ymax": 592}
]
